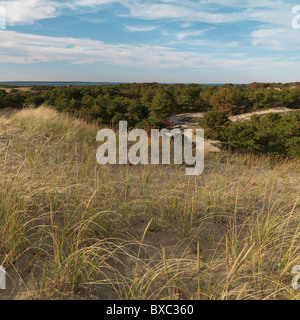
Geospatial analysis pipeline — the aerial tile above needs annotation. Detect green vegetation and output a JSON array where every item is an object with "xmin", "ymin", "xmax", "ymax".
[
  {"xmin": 1, "ymin": 82, "xmax": 299, "ymax": 158},
  {"xmin": 199, "ymin": 111, "xmax": 230, "ymax": 140},
  {"xmin": 1, "ymin": 82, "xmax": 300, "ymax": 125},
  {"xmin": 201, "ymin": 111, "xmax": 300, "ymax": 158}
]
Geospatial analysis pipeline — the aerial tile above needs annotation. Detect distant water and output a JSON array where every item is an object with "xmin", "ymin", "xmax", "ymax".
[{"xmin": 0, "ymin": 81, "xmax": 231, "ymax": 87}]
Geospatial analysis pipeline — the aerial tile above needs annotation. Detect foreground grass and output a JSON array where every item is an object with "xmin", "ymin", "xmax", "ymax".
[{"xmin": 0, "ymin": 106, "xmax": 299, "ymax": 300}]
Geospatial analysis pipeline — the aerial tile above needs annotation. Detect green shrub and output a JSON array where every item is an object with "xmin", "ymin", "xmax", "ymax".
[
  {"xmin": 221, "ymin": 113, "xmax": 300, "ymax": 158},
  {"xmin": 200, "ymin": 111, "xmax": 230, "ymax": 139}
]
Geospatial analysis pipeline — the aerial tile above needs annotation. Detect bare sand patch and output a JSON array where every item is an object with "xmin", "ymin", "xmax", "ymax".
[
  {"xmin": 229, "ymin": 107, "xmax": 297, "ymax": 122},
  {"xmin": 0, "ymin": 87, "xmax": 34, "ymax": 93}
]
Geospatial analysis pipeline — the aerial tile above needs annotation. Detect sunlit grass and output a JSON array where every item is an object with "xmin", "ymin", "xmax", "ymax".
[{"xmin": 0, "ymin": 106, "xmax": 299, "ymax": 300}]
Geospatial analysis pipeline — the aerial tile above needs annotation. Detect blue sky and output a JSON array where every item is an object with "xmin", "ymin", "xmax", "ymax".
[{"xmin": 0, "ymin": 0, "xmax": 300, "ymax": 83}]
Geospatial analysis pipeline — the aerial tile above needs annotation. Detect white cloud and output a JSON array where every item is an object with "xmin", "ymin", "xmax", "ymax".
[
  {"xmin": 175, "ymin": 29, "xmax": 212, "ymax": 40},
  {"xmin": 162, "ymin": 28, "xmax": 213, "ymax": 40},
  {"xmin": 125, "ymin": 25, "xmax": 157, "ymax": 32},
  {"xmin": 251, "ymin": 27, "xmax": 300, "ymax": 50},
  {"xmin": 0, "ymin": 29, "xmax": 297, "ymax": 74},
  {"xmin": 180, "ymin": 22, "xmax": 192, "ymax": 28},
  {"xmin": 71, "ymin": 0, "xmax": 295, "ymax": 27},
  {"xmin": 72, "ymin": 0, "xmax": 117, "ymax": 6},
  {"xmin": 0, "ymin": 30, "xmax": 202, "ymax": 67},
  {"xmin": 0, "ymin": 0, "xmax": 60, "ymax": 25},
  {"xmin": 0, "ymin": 0, "xmax": 295, "ymax": 29},
  {"xmin": 121, "ymin": 2, "xmax": 239, "ymax": 24}
]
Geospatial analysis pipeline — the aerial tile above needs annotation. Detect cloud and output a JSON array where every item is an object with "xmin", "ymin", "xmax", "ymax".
[
  {"xmin": 125, "ymin": 25, "xmax": 157, "ymax": 32},
  {"xmin": 121, "ymin": 2, "xmax": 238, "ymax": 24},
  {"xmin": 0, "ymin": 29, "xmax": 297, "ymax": 74},
  {"xmin": 175, "ymin": 29, "xmax": 212, "ymax": 40},
  {"xmin": 71, "ymin": 0, "xmax": 294, "ymax": 27},
  {"xmin": 0, "ymin": 30, "xmax": 211, "ymax": 67},
  {"xmin": 72, "ymin": 0, "xmax": 117, "ymax": 7},
  {"xmin": 0, "ymin": 0, "xmax": 295, "ymax": 29},
  {"xmin": 0, "ymin": 0, "xmax": 60, "ymax": 25},
  {"xmin": 251, "ymin": 27, "xmax": 300, "ymax": 50},
  {"xmin": 0, "ymin": 29, "xmax": 193, "ymax": 66},
  {"xmin": 161, "ymin": 28, "xmax": 213, "ymax": 40}
]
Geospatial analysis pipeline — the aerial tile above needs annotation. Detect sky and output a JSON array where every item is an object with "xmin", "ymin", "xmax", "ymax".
[{"xmin": 0, "ymin": 0, "xmax": 300, "ymax": 83}]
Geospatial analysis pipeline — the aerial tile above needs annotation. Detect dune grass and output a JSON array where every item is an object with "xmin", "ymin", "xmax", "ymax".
[{"xmin": 0, "ymin": 106, "xmax": 299, "ymax": 300}]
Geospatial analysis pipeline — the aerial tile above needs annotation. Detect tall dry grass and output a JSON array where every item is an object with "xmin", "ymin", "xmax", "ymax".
[{"xmin": 0, "ymin": 106, "xmax": 299, "ymax": 300}]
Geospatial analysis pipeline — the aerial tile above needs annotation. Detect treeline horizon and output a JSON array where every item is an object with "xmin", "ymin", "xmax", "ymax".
[
  {"xmin": 1, "ymin": 81, "xmax": 300, "ymax": 87},
  {"xmin": 1, "ymin": 82, "xmax": 300, "ymax": 128},
  {"xmin": 0, "ymin": 82, "xmax": 299, "ymax": 158}
]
